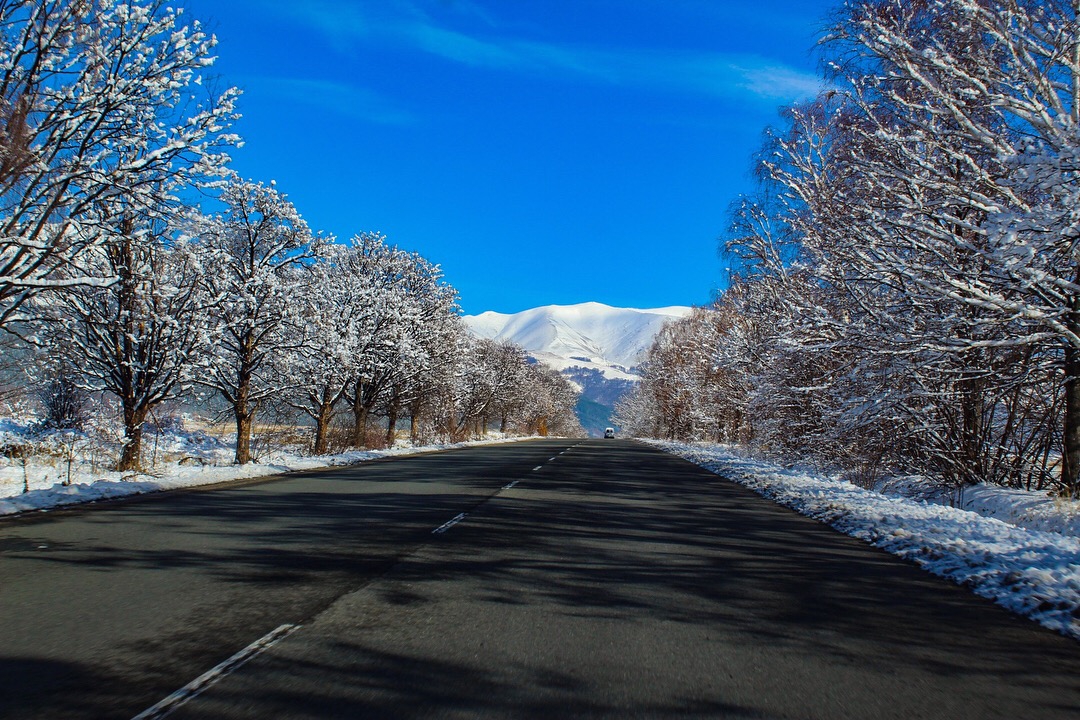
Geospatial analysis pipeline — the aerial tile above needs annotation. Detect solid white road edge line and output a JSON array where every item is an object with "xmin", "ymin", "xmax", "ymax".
[
  {"xmin": 432, "ymin": 512, "xmax": 467, "ymax": 534},
  {"xmin": 131, "ymin": 623, "xmax": 301, "ymax": 720}
]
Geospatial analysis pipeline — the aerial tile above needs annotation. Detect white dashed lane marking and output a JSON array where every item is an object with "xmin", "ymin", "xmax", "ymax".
[
  {"xmin": 141, "ymin": 443, "xmax": 582, "ymax": 716},
  {"xmin": 433, "ymin": 445, "xmax": 575, "ymax": 535},
  {"xmin": 432, "ymin": 513, "xmax": 467, "ymax": 535},
  {"xmin": 132, "ymin": 624, "xmax": 301, "ymax": 720}
]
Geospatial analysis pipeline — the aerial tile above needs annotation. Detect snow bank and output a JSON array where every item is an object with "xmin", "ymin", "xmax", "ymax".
[
  {"xmin": 0, "ymin": 427, "xmax": 533, "ymax": 517},
  {"xmin": 651, "ymin": 440, "xmax": 1080, "ymax": 641},
  {"xmin": 875, "ymin": 477, "xmax": 1080, "ymax": 538}
]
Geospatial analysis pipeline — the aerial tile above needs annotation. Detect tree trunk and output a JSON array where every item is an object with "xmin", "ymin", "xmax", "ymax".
[
  {"xmin": 350, "ymin": 380, "xmax": 370, "ymax": 448},
  {"xmin": 1060, "ymin": 5, "xmax": 1080, "ymax": 498},
  {"xmin": 115, "ymin": 229, "xmax": 144, "ymax": 474},
  {"xmin": 234, "ymin": 407, "xmax": 254, "ymax": 465},
  {"xmin": 230, "ymin": 354, "xmax": 257, "ymax": 464},
  {"xmin": 959, "ymin": 372, "xmax": 984, "ymax": 485},
  {"xmin": 233, "ymin": 374, "xmax": 256, "ymax": 465},
  {"xmin": 410, "ymin": 412, "xmax": 419, "ymax": 445},
  {"xmin": 385, "ymin": 404, "xmax": 399, "ymax": 448},
  {"xmin": 313, "ymin": 402, "xmax": 333, "ymax": 455},
  {"xmin": 1062, "ymin": 298, "xmax": 1080, "ymax": 497},
  {"xmin": 117, "ymin": 405, "xmax": 148, "ymax": 472}
]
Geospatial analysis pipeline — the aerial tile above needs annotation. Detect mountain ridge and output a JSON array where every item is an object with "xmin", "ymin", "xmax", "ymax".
[
  {"xmin": 462, "ymin": 301, "xmax": 692, "ymax": 435},
  {"xmin": 463, "ymin": 301, "xmax": 692, "ymax": 379}
]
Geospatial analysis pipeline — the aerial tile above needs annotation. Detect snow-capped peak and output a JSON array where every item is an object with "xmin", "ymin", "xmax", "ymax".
[{"xmin": 463, "ymin": 301, "xmax": 692, "ymax": 380}]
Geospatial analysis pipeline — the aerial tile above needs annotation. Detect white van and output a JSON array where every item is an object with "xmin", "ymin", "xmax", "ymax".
[{"xmin": 604, "ymin": 428, "xmax": 615, "ymax": 439}]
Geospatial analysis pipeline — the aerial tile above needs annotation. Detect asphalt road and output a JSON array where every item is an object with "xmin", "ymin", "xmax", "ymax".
[{"xmin": 3, "ymin": 440, "xmax": 1080, "ymax": 719}]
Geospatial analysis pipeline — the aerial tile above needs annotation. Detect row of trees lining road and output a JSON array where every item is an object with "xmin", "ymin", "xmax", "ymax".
[
  {"xmin": 0, "ymin": 0, "xmax": 581, "ymax": 470},
  {"xmin": 617, "ymin": 0, "xmax": 1080, "ymax": 497}
]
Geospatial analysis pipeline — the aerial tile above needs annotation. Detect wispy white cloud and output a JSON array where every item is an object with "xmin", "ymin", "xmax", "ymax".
[
  {"xmin": 397, "ymin": 26, "xmax": 822, "ymax": 103},
  {"xmin": 677, "ymin": 56, "xmax": 825, "ymax": 102},
  {"xmin": 404, "ymin": 23, "xmax": 523, "ymax": 68},
  {"xmin": 430, "ymin": 0, "xmax": 502, "ymax": 29},
  {"xmin": 247, "ymin": 76, "xmax": 417, "ymax": 125},
  {"xmin": 265, "ymin": 0, "xmax": 375, "ymax": 55},
  {"xmin": 273, "ymin": 1, "xmax": 822, "ymax": 104},
  {"xmin": 728, "ymin": 62, "xmax": 824, "ymax": 101}
]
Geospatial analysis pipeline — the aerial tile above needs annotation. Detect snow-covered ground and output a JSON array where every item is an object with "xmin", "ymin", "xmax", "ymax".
[
  {"xmin": 651, "ymin": 440, "xmax": 1080, "ymax": 641},
  {"xmin": 0, "ymin": 418, "xmax": 531, "ymax": 517},
  {"xmin": 875, "ymin": 475, "xmax": 1080, "ymax": 538}
]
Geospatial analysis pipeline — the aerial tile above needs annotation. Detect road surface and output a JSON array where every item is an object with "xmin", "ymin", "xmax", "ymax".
[{"xmin": 1, "ymin": 439, "xmax": 1079, "ymax": 719}]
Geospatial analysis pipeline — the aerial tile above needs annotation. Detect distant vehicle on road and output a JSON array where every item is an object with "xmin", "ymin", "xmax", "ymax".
[{"xmin": 604, "ymin": 428, "xmax": 615, "ymax": 439}]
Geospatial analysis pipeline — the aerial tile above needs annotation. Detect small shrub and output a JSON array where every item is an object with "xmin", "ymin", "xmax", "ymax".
[
  {"xmin": 148, "ymin": 411, "xmax": 186, "ymax": 433},
  {"xmin": 0, "ymin": 442, "xmax": 33, "ymax": 459},
  {"xmin": 38, "ymin": 365, "xmax": 87, "ymax": 431},
  {"xmin": 322, "ymin": 419, "xmax": 355, "ymax": 454}
]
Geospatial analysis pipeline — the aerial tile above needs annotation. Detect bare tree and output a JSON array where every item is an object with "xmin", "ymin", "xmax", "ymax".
[{"xmin": 669, "ymin": 0, "xmax": 1074, "ymax": 493}]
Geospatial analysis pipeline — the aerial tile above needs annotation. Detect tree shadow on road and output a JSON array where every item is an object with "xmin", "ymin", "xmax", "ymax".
[
  {"xmin": 0, "ymin": 657, "xmax": 121, "ymax": 720},
  {"xmin": 5, "ymin": 440, "xmax": 1080, "ymax": 719},
  {"xmin": 247, "ymin": 441, "xmax": 1080, "ymax": 719}
]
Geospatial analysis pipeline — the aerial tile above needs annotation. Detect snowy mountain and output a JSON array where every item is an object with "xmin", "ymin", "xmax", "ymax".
[
  {"xmin": 464, "ymin": 302, "xmax": 691, "ymax": 380},
  {"xmin": 463, "ymin": 302, "xmax": 692, "ymax": 434}
]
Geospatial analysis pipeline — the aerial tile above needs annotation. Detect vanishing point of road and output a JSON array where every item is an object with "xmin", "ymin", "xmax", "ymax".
[{"xmin": 2, "ymin": 439, "xmax": 1079, "ymax": 719}]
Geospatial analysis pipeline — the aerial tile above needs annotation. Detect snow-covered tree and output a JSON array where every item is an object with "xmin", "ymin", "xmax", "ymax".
[
  {"xmin": 192, "ymin": 177, "xmax": 315, "ymax": 464},
  {"xmin": 44, "ymin": 211, "xmax": 209, "ymax": 470},
  {"xmin": 401, "ymin": 311, "xmax": 466, "ymax": 445},
  {"xmin": 377, "ymin": 286, "xmax": 459, "ymax": 447},
  {"xmin": 451, "ymin": 337, "xmax": 530, "ymax": 439},
  {"xmin": 814, "ymin": 0, "xmax": 1078, "ymax": 490},
  {"xmin": 281, "ymin": 245, "xmax": 357, "ymax": 455},
  {"xmin": 336, "ymin": 234, "xmax": 460, "ymax": 448},
  {"xmin": 281, "ymin": 235, "xmax": 459, "ymax": 455},
  {"xmin": 0, "ymin": 0, "xmax": 238, "ymax": 332},
  {"xmin": 619, "ymin": 304, "xmax": 748, "ymax": 444},
  {"xmin": 675, "ymin": 0, "xmax": 1072, "ymax": 492},
  {"xmin": 439, "ymin": 334, "xmax": 581, "ymax": 441},
  {"xmin": 512, "ymin": 362, "xmax": 582, "ymax": 438}
]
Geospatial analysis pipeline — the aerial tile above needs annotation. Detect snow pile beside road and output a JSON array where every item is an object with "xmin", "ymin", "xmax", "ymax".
[
  {"xmin": 875, "ymin": 476, "xmax": 1080, "ymax": 538},
  {"xmin": 0, "ymin": 449, "xmax": 376, "ymax": 516},
  {"xmin": 652, "ymin": 441, "xmax": 1080, "ymax": 641},
  {"xmin": 0, "ymin": 424, "xmax": 531, "ymax": 517}
]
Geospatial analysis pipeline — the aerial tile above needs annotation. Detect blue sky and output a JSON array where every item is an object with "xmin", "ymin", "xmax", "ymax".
[{"xmin": 179, "ymin": 0, "xmax": 835, "ymax": 314}]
